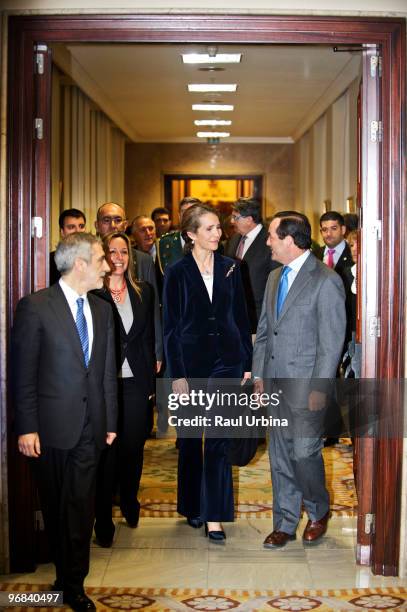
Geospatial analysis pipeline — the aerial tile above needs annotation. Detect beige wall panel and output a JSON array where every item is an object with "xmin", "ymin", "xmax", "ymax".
[{"xmin": 124, "ymin": 142, "xmax": 294, "ymax": 221}]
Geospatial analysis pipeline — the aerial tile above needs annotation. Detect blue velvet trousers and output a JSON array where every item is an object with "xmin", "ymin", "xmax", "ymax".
[{"xmin": 177, "ymin": 360, "xmax": 242, "ymax": 522}]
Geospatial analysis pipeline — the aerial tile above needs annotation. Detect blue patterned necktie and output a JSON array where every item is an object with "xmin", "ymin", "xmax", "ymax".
[
  {"xmin": 76, "ymin": 297, "xmax": 89, "ymax": 367},
  {"xmin": 276, "ymin": 266, "xmax": 291, "ymax": 318}
]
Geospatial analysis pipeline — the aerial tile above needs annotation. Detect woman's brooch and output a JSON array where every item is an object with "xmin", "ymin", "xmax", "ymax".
[{"xmin": 226, "ymin": 263, "xmax": 236, "ymax": 278}]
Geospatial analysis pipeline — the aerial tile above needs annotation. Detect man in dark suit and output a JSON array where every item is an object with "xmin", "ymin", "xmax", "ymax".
[
  {"xmin": 225, "ymin": 197, "xmax": 279, "ymax": 334},
  {"xmin": 49, "ymin": 208, "xmax": 86, "ymax": 285},
  {"xmin": 314, "ymin": 211, "xmax": 353, "ymax": 289},
  {"xmin": 253, "ymin": 212, "xmax": 346, "ymax": 548},
  {"xmin": 131, "ymin": 214, "xmax": 163, "ymax": 299},
  {"xmin": 314, "ymin": 211, "xmax": 354, "ymax": 445},
  {"xmin": 12, "ymin": 233, "xmax": 118, "ymax": 611},
  {"xmin": 95, "ymin": 202, "xmax": 162, "ymax": 368}
]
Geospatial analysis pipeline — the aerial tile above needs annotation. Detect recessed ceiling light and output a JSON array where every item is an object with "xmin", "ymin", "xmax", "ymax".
[
  {"xmin": 188, "ymin": 84, "xmax": 237, "ymax": 93},
  {"xmin": 182, "ymin": 53, "xmax": 242, "ymax": 64},
  {"xmin": 194, "ymin": 119, "xmax": 232, "ymax": 126},
  {"xmin": 192, "ymin": 104, "xmax": 234, "ymax": 112},
  {"xmin": 197, "ymin": 132, "xmax": 230, "ymax": 138},
  {"xmin": 198, "ymin": 67, "xmax": 225, "ymax": 72}
]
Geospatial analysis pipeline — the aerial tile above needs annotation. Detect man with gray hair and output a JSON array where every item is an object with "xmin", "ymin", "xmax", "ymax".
[{"xmin": 12, "ymin": 232, "xmax": 118, "ymax": 611}]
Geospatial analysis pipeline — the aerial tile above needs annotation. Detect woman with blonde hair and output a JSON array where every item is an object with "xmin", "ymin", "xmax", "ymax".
[
  {"xmin": 94, "ymin": 231, "xmax": 156, "ymax": 546},
  {"xmin": 163, "ymin": 204, "xmax": 252, "ymax": 542}
]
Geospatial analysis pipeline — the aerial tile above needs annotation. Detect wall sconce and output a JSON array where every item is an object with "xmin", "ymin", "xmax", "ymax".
[{"xmin": 346, "ymin": 196, "xmax": 355, "ymax": 213}]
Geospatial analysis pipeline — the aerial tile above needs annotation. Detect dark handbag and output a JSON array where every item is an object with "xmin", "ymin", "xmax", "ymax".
[
  {"xmin": 226, "ymin": 379, "xmax": 261, "ymax": 466},
  {"xmin": 227, "ymin": 432, "xmax": 259, "ymax": 466}
]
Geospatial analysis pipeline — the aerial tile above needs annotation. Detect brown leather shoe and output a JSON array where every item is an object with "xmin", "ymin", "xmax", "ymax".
[
  {"xmin": 263, "ymin": 530, "xmax": 296, "ymax": 548},
  {"xmin": 302, "ymin": 511, "xmax": 330, "ymax": 544}
]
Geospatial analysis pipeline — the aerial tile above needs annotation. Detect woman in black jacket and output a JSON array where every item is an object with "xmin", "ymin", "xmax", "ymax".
[
  {"xmin": 163, "ymin": 204, "xmax": 252, "ymax": 541},
  {"xmin": 94, "ymin": 231, "xmax": 156, "ymax": 546}
]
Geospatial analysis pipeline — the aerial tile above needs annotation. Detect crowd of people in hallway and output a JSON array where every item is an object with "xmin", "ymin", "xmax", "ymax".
[{"xmin": 11, "ymin": 197, "xmax": 359, "ymax": 611}]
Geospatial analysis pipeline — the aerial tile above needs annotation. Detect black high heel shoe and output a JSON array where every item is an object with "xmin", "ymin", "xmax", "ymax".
[{"xmin": 205, "ymin": 523, "xmax": 226, "ymax": 542}]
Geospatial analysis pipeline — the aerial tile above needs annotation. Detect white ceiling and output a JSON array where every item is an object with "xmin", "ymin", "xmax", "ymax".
[{"xmin": 52, "ymin": 42, "xmax": 361, "ymax": 144}]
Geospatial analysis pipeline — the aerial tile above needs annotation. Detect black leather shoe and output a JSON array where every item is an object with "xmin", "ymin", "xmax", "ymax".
[
  {"xmin": 94, "ymin": 535, "xmax": 113, "ymax": 548},
  {"xmin": 64, "ymin": 591, "xmax": 96, "ymax": 611},
  {"xmin": 205, "ymin": 523, "xmax": 226, "ymax": 542},
  {"xmin": 187, "ymin": 517, "xmax": 204, "ymax": 528}
]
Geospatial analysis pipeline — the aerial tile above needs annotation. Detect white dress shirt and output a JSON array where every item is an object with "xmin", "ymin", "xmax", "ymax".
[
  {"xmin": 323, "ymin": 239, "xmax": 346, "ymax": 267},
  {"xmin": 241, "ymin": 223, "xmax": 263, "ymax": 258},
  {"xmin": 59, "ymin": 278, "xmax": 94, "ymax": 357},
  {"xmin": 149, "ymin": 243, "xmax": 157, "ymax": 263},
  {"xmin": 286, "ymin": 250, "xmax": 311, "ymax": 293}
]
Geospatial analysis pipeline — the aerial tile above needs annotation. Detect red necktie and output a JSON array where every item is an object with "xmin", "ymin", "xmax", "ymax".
[
  {"xmin": 235, "ymin": 235, "xmax": 247, "ymax": 260},
  {"xmin": 326, "ymin": 248, "xmax": 335, "ymax": 268}
]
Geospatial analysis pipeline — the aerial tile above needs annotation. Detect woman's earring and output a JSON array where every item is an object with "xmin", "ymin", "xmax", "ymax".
[{"xmin": 191, "ymin": 239, "xmax": 194, "ymax": 245}]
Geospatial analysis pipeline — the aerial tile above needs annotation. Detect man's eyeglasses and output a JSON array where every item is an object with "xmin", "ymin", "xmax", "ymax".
[
  {"xmin": 231, "ymin": 213, "xmax": 244, "ymax": 221},
  {"xmin": 100, "ymin": 216, "xmax": 126, "ymax": 225}
]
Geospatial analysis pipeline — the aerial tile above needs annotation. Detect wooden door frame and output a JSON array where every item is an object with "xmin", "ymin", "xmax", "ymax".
[
  {"xmin": 163, "ymin": 173, "xmax": 264, "ymax": 214},
  {"xmin": 6, "ymin": 14, "xmax": 405, "ymax": 575}
]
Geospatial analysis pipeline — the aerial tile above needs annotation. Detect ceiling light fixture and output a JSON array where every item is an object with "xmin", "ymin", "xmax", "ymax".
[
  {"xmin": 188, "ymin": 84, "xmax": 237, "ymax": 93},
  {"xmin": 182, "ymin": 53, "xmax": 242, "ymax": 64},
  {"xmin": 197, "ymin": 132, "xmax": 230, "ymax": 138},
  {"xmin": 194, "ymin": 119, "xmax": 232, "ymax": 126},
  {"xmin": 192, "ymin": 104, "xmax": 234, "ymax": 112}
]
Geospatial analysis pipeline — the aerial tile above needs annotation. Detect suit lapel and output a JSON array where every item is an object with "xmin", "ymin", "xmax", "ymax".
[
  {"xmin": 335, "ymin": 243, "xmax": 352, "ymax": 269},
  {"xmin": 243, "ymin": 227, "xmax": 265, "ymax": 261},
  {"xmin": 183, "ymin": 253, "xmax": 212, "ymax": 307},
  {"xmin": 87, "ymin": 293, "xmax": 100, "ymax": 365},
  {"xmin": 276, "ymin": 254, "xmax": 314, "ymax": 324},
  {"xmin": 48, "ymin": 283, "xmax": 86, "ymax": 365}
]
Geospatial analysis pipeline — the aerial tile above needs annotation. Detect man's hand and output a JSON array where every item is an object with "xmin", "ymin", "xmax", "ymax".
[
  {"xmin": 308, "ymin": 390, "xmax": 327, "ymax": 411},
  {"xmin": 253, "ymin": 378, "xmax": 264, "ymax": 395},
  {"xmin": 156, "ymin": 360, "xmax": 162, "ymax": 374},
  {"xmin": 241, "ymin": 372, "xmax": 252, "ymax": 385},
  {"xmin": 18, "ymin": 433, "xmax": 41, "ymax": 457},
  {"xmin": 172, "ymin": 378, "xmax": 189, "ymax": 395},
  {"xmin": 106, "ymin": 432, "xmax": 117, "ymax": 445}
]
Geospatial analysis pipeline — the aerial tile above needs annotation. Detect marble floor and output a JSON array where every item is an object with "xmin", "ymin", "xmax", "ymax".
[{"xmin": 3, "ymin": 516, "xmax": 406, "ymax": 590}]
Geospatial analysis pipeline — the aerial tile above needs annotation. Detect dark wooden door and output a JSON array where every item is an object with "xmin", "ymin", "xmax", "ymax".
[{"xmin": 6, "ymin": 15, "xmax": 405, "ymax": 575}]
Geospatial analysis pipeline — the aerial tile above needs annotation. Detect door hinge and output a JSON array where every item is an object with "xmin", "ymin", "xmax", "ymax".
[
  {"xmin": 32, "ymin": 216, "xmax": 43, "ymax": 239},
  {"xmin": 369, "ymin": 317, "xmax": 381, "ymax": 338},
  {"xmin": 364, "ymin": 513, "xmax": 375, "ymax": 535},
  {"xmin": 34, "ymin": 118, "xmax": 43, "ymax": 140},
  {"xmin": 34, "ymin": 44, "xmax": 47, "ymax": 75},
  {"xmin": 370, "ymin": 55, "xmax": 382, "ymax": 78},
  {"xmin": 34, "ymin": 510, "xmax": 45, "ymax": 531},
  {"xmin": 370, "ymin": 120, "xmax": 383, "ymax": 143},
  {"xmin": 370, "ymin": 220, "xmax": 382, "ymax": 240}
]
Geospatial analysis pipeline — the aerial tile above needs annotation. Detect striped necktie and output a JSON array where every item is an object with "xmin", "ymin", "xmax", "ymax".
[{"xmin": 76, "ymin": 297, "xmax": 89, "ymax": 367}]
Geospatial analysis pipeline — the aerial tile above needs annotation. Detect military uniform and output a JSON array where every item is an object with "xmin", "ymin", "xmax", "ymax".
[{"xmin": 157, "ymin": 231, "xmax": 183, "ymax": 274}]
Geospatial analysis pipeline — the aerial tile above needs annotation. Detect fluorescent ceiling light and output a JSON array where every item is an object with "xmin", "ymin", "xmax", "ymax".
[
  {"xmin": 188, "ymin": 84, "xmax": 237, "ymax": 93},
  {"xmin": 182, "ymin": 53, "xmax": 242, "ymax": 64},
  {"xmin": 194, "ymin": 119, "xmax": 232, "ymax": 126},
  {"xmin": 197, "ymin": 132, "xmax": 230, "ymax": 138},
  {"xmin": 192, "ymin": 104, "xmax": 234, "ymax": 112}
]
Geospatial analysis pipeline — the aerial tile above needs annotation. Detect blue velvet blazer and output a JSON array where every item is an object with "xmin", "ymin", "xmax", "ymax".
[{"xmin": 163, "ymin": 251, "xmax": 252, "ymax": 379}]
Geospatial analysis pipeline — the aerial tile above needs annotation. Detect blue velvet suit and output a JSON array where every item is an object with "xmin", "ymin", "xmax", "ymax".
[{"xmin": 163, "ymin": 251, "xmax": 252, "ymax": 522}]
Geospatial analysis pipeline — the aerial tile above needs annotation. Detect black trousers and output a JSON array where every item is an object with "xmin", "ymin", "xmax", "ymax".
[
  {"xmin": 95, "ymin": 377, "xmax": 151, "ymax": 538},
  {"xmin": 35, "ymin": 415, "xmax": 100, "ymax": 594},
  {"xmin": 177, "ymin": 360, "xmax": 241, "ymax": 523}
]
